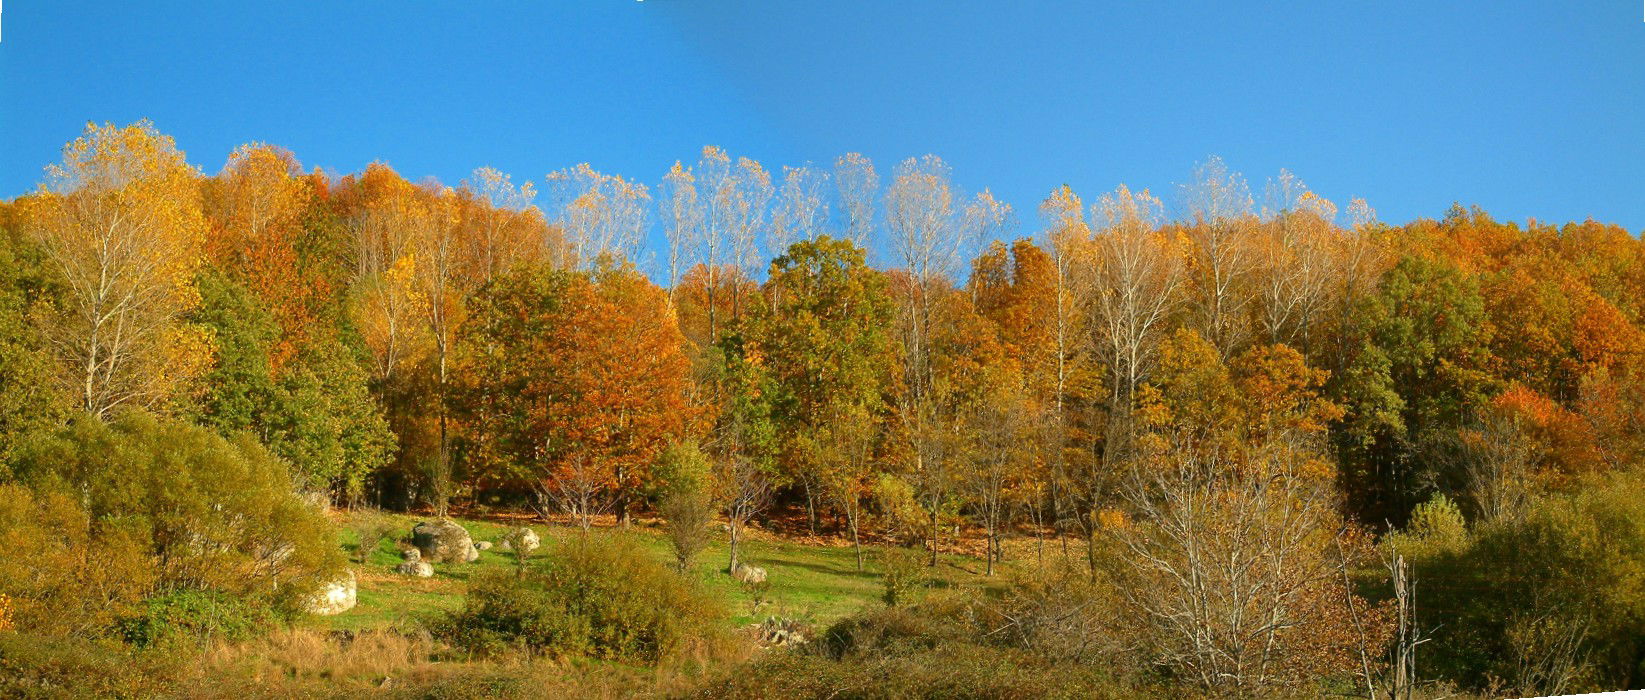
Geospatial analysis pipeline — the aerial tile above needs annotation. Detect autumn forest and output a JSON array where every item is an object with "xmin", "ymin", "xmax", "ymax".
[{"xmin": 3, "ymin": 121, "xmax": 1645, "ymax": 698}]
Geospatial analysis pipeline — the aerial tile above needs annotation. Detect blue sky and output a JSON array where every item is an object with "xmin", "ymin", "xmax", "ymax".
[{"xmin": 4, "ymin": 1, "xmax": 1643, "ymax": 262}]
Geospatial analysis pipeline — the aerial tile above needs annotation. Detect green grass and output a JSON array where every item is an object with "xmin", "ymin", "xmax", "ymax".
[{"xmin": 326, "ymin": 511, "xmax": 1003, "ymax": 632}]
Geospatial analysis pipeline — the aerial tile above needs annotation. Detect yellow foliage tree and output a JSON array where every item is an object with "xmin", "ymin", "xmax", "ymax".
[{"xmin": 21, "ymin": 120, "xmax": 211, "ymax": 418}]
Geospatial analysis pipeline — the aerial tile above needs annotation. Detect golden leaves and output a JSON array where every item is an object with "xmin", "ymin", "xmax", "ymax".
[
  {"xmin": 28, "ymin": 120, "xmax": 210, "ymax": 416},
  {"xmin": 1096, "ymin": 507, "xmax": 1130, "ymax": 531},
  {"xmin": 159, "ymin": 323, "xmax": 218, "ymax": 395}
]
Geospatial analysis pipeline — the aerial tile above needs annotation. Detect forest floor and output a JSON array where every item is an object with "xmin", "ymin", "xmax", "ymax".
[{"xmin": 325, "ymin": 508, "xmax": 1059, "ymax": 632}]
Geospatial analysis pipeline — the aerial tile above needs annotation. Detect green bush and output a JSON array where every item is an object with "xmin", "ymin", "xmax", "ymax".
[
  {"xmin": 1382, "ymin": 492, "xmax": 1469, "ymax": 559},
  {"xmin": 8, "ymin": 412, "xmax": 344, "ymax": 620},
  {"xmin": 434, "ymin": 571, "xmax": 592, "ymax": 658},
  {"xmin": 1408, "ymin": 470, "xmax": 1645, "ymax": 695},
  {"xmin": 438, "ymin": 533, "xmax": 723, "ymax": 663},
  {"xmin": 116, "ymin": 589, "xmax": 277, "ymax": 649},
  {"xmin": 877, "ymin": 547, "xmax": 925, "ymax": 607}
]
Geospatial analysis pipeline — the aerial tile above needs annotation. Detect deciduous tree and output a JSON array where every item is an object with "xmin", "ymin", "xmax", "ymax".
[{"xmin": 22, "ymin": 121, "xmax": 212, "ymax": 418}]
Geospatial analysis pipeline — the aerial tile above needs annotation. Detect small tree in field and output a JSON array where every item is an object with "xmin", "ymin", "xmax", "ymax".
[
  {"xmin": 878, "ymin": 547, "xmax": 924, "ymax": 607},
  {"xmin": 350, "ymin": 511, "xmax": 397, "ymax": 565},
  {"xmin": 501, "ymin": 527, "xmax": 536, "ymax": 579},
  {"xmin": 719, "ymin": 444, "xmax": 772, "ymax": 576},
  {"xmin": 537, "ymin": 455, "xmax": 611, "ymax": 532},
  {"xmin": 657, "ymin": 441, "xmax": 715, "ymax": 573},
  {"xmin": 712, "ymin": 323, "xmax": 778, "ymax": 577}
]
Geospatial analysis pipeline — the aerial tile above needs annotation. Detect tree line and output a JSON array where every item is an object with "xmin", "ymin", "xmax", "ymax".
[{"xmin": 5, "ymin": 120, "xmax": 1645, "ymax": 694}]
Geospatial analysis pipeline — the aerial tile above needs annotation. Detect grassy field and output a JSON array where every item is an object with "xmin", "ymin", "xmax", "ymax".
[{"xmin": 327, "ymin": 511, "xmax": 1009, "ymax": 632}]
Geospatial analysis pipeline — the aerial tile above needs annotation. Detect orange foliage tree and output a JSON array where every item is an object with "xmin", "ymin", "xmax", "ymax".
[{"xmin": 459, "ymin": 262, "xmax": 693, "ymax": 526}]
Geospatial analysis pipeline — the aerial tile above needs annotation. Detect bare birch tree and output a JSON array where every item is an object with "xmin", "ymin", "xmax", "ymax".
[
  {"xmin": 834, "ymin": 152, "xmax": 879, "ymax": 248},
  {"xmin": 885, "ymin": 154, "xmax": 966, "ymax": 565},
  {"xmin": 462, "ymin": 166, "xmax": 543, "ymax": 280},
  {"xmin": 1039, "ymin": 184, "xmax": 1093, "ymax": 555},
  {"xmin": 1256, "ymin": 170, "xmax": 1337, "ymax": 349},
  {"xmin": 961, "ymin": 189, "xmax": 1016, "ymax": 302},
  {"xmin": 1180, "ymin": 156, "xmax": 1257, "ymax": 357},
  {"xmin": 1089, "ymin": 185, "xmax": 1182, "ymax": 455},
  {"xmin": 770, "ymin": 163, "xmax": 831, "ymax": 253},
  {"xmin": 544, "ymin": 163, "xmax": 649, "ymax": 270},
  {"xmin": 672, "ymin": 146, "xmax": 772, "ymax": 339},
  {"xmin": 659, "ymin": 160, "xmax": 701, "ymax": 305},
  {"xmin": 1327, "ymin": 197, "xmax": 1391, "ymax": 376},
  {"xmin": 351, "ymin": 167, "xmax": 430, "ymax": 387},
  {"xmin": 410, "ymin": 188, "xmax": 467, "ymax": 517}
]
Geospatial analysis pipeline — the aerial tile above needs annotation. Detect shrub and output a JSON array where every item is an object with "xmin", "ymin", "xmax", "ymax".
[
  {"xmin": 877, "ymin": 547, "xmax": 925, "ymax": 607},
  {"xmin": 349, "ymin": 510, "xmax": 398, "ymax": 564},
  {"xmin": 0, "ymin": 631, "xmax": 183, "ymax": 698},
  {"xmin": 658, "ymin": 441, "xmax": 715, "ymax": 573},
  {"xmin": 701, "ymin": 599, "xmax": 1131, "ymax": 699},
  {"xmin": 1383, "ymin": 493, "xmax": 1469, "ymax": 559},
  {"xmin": 12, "ymin": 412, "xmax": 344, "ymax": 614},
  {"xmin": 500, "ymin": 527, "xmax": 539, "ymax": 579},
  {"xmin": 662, "ymin": 490, "xmax": 715, "ymax": 573},
  {"xmin": 977, "ymin": 565, "xmax": 1133, "ymax": 665},
  {"xmin": 438, "ymin": 533, "xmax": 723, "ymax": 663},
  {"xmin": 116, "ymin": 589, "xmax": 277, "ymax": 649},
  {"xmin": 0, "ymin": 483, "xmax": 155, "ymax": 638},
  {"xmin": 819, "ymin": 604, "xmax": 964, "ymax": 660}
]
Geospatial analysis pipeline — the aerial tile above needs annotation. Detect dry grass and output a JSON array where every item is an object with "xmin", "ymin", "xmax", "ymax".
[
  {"xmin": 195, "ymin": 628, "xmax": 447, "ymax": 694},
  {"xmin": 181, "ymin": 624, "xmax": 757, "ymax": 699}
]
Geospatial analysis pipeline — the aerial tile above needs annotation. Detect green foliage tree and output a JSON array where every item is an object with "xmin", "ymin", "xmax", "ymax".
[
  {"xmin": 1404, "ymin": 471, "xmax": 1645, "ymax": 695},
  {"xmin": 1335, "ymin": 255, "xmax": 1497, "ymax": 524},
  {"xmin": 269, "ymin": 337, "xmax": 395, "ymax": 503},
  {"xmin": 749, "ymin": 235, "xmax": 894, "ymax": 543},
  {"xmin": 188, "ymin": 268, "xmax": 393, "ymax": 502},
  {"xmin": 0, "ymin": 220, "xmax": 69, "ymax": 474}
]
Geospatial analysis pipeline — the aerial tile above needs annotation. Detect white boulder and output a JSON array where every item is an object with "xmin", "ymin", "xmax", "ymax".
[
  {"xmin": 395, "ymin": 560, "xmax": 434, "ymax": 577},
  {"xmin": 306, "ymin": 570, "xmax": 357, "ymax": 615},
  {"xmin": 733, "ymin": 563, "xmax": 767, "ymax": 585},
  {"xmin": 498, "ymin": 527, "xmax": 540, "ymax": 555}
]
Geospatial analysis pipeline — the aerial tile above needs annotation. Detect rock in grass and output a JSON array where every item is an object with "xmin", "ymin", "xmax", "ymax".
[
  {"xmin": 733, "ymin": 563, "xmax": 767, "ymax": 585},
  {"xmin": 411, "ymin": 519, "xmax": 479, "ymax": 564},
  {"xmin": 497, "ymin": 527, "xmax": 540, "ymax": 554},
  {"xmin": 475, "ymin": 541, "xmax": 492, "ymax": 551},
  {"xmin": 306, "ymin": 569, "xmax": 357, "ymax": 615},
  {"xmin": 395, "ymin": 560, "xmax": 434, "ymax": 577}
]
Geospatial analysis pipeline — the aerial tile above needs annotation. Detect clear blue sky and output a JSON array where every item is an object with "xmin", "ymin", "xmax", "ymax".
[{"xmin": 4, "ymin": 1, "xmax": 1643, "ymax": 255}]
